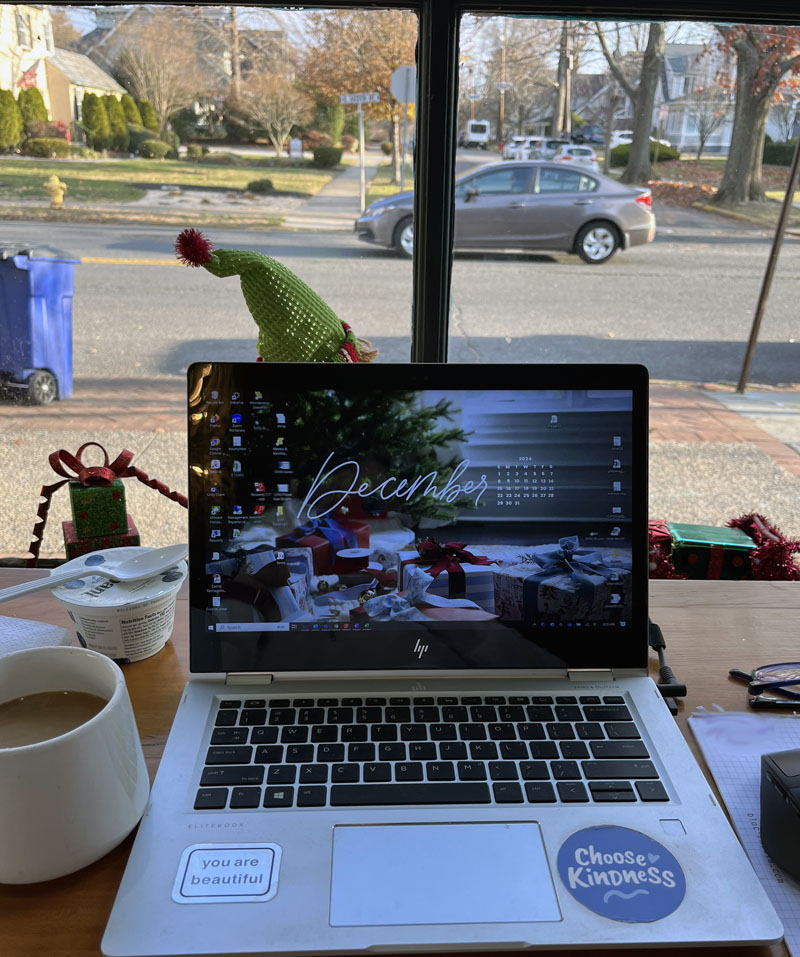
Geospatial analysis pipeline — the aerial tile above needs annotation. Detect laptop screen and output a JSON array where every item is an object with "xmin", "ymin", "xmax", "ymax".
[{"xmin": 187, "ymin": 363, "xmax": 648, "ymax": 674}]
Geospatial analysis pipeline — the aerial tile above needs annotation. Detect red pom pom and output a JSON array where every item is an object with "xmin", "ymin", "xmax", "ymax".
[{"xmin": 175, "ymin": 228, "xmax": 213, "ymax": 267}]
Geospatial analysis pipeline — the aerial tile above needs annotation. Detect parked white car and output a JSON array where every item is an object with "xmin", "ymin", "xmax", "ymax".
[
  {"xmin": 502, "ymin": 136, "xmax": 570, "ymax": 161},
  {"xmin": 609, "ymin": 130, "xmax": 672, "ymax": 150},
  {"xmin": 551, "ymin": 144, "xmax": 601, "ymax": 172}
]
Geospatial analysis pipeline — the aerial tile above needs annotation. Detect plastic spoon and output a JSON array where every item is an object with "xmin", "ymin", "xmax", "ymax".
[{"xmin": 0, "ymin": 544, "xmax": 189, "ymax": 605}]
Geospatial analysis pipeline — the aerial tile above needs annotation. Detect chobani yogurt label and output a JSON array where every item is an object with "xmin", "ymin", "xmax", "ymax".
[{"xmin": 51, "ymin": 548, "xmax": 187, "ymax": 663}]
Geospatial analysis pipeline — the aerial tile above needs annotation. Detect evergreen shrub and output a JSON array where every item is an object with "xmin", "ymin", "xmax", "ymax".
[
  {"xmin": 137, "ymin": 100, "xmax": 159, "ymax": 133},
  {"xmin": 22, "ymin": 137, "xmax": 70, "ymax": 158},
  {"xmin": 763, "ymin": 140, "xmax": 797, "ymax": 166},
  {"xmin": 127, "ymin": 123, "xmax": 153, "ymax": 154},
  {"xmin": 246, "ymin": 178, "xmax": 274, "ymax": 193},
  {"xmin": 18, "ymin": 87, "xmax": 48, "ymax": 129},
  {"xmin": 0, "ymin": 89, "xmax": 24, "ymax": 151},
  {"xmin": 120, "ymin": 94, "xmax": 142, "ymax": 126},
  {"xmin": 609, "ymin": 141, "xmax": 680, "ymax": 167},
  {"xmin": 81, "ymin": 93, "xmax": 110, "ymax": 150},
  {"xmin": 380, "ymin": 141, "xmax": 392, "ymax": 155},
  {"xmin": 104, "ymin": 95, "xmax": 129, "ymax": 151},
  {"xmin": 197, "ymin": 151, "xmax": 243, "ymax": 165},
  {"xmin": 312, "ymin": 145, "xmax": 343, "ymax": 168},
  {"xmin": 139, "ymin": 139, "xmax": 170, "ymax": 159}
]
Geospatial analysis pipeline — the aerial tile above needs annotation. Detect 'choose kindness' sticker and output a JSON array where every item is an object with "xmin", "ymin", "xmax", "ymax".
[{"xmin": 557, "ymin": 826, "xmax": 686, "ymax": 922}]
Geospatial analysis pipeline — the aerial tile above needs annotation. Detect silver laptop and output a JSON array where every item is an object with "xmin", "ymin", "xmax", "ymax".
[{"xmin": 103, "ymin": 362, "xmax": 781, "ymax": 956}]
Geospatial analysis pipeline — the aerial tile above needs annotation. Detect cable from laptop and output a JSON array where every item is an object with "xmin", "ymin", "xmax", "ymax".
[{"xmin": 648, "ymin": 619, "xmax": 687, "ymax": 713}]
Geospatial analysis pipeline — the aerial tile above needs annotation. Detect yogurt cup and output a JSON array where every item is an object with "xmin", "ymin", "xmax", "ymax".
[{"xmin": 51, "ymin": 547, "xmax": 188, "ymax": 663}]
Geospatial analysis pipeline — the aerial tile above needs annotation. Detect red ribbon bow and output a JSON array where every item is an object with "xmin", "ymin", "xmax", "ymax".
[
  {"xmin": 407, "ymin": 536, "xmax": 493, "ymax": 579},
  {"xmin": 27, "ymin": 442, "xmax": 187, "ymax": 566}
]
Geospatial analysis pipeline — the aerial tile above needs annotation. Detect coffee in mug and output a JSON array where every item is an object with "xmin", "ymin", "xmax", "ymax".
[
  {"xmin": 0, "ymin": 689, "xmax": 107, "ymax": 748},
  {"xmin": 0, "ymin": 645, "xmax": 150, "ymax": 884}
]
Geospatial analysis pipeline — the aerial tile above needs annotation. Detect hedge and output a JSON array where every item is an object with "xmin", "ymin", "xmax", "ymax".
[
  {"xmin": 312, "ymin": 145, "xmax": 343, "ymax": 168},
  {"xmin": 609, "ymin": 141, "xmax": 680, "ymax": 167},
  {"xmin": 763, "ymin": 140, "xmax": 797, "ymax": 166},
  {"xmin": 23, "ymin": 137, "xmax": 70, "ymax": 158},
  {"xmin": 139, "ymin": 139, "xmax": 170, "ymax": 159},
  {"xmin": 247, "ymin": 178, "xmax": 274, "ymax": 193}
]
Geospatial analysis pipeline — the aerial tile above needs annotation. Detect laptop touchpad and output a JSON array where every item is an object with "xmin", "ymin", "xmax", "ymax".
[{"xmin": 330, "ymin": 822, "xmax": 561, "ymax": 926}]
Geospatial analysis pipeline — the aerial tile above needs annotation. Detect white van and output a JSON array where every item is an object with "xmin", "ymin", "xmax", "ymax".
[{"xmin": 465, "ymin": 119, "xmax": 491, "ymax": 149}]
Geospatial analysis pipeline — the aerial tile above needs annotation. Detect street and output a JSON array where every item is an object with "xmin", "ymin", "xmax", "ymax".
[{"xmin": 3, "ymin": 204, "xmax": 798, "ymax": 385}]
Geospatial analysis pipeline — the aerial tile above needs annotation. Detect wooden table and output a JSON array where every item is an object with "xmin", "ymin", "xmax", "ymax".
[{"xmin": 2, "ymin": 571, "xmax": 799, "ymax": 957}]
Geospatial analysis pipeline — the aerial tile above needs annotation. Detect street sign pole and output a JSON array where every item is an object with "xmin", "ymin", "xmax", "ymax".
[
  {"xmin": 391, "ymin": 66, "xmax": 416, "ymax": 193},
  {"xmin": 340, "ymin": 92, "xmax": 380, "ymax": 214},
  {"xmin": 358, "ymin": 104, "xmax": 366, "ymax": 213}
]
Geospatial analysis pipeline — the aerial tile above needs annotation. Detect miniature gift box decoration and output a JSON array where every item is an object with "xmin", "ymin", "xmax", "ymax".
[
  {"xmin": 68, "ymin": 479, "xmax": 128, "ymax": 539},
  {"xmin": 62, "ymin": 515, "xmax": 141, "ymax": 561},
  {"xmin": 668, "ymin": 523, "xmax": 754, "ymax": 580}
]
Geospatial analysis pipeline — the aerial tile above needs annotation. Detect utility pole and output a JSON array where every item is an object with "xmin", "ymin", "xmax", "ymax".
[
  {"xmin": 499, "ymin": 19, "xmax": 507, "ymax": 144},
  {"xmin": 229, "ymin": 6, "xmax": 241, "ymax": 100},
  {"xmin": 555, "ymin": 22, "xmax": 573, "ymax": 138}
]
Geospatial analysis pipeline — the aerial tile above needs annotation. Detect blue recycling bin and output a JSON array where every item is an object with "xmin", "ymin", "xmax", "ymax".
[{"xmin": 0, "ymin": 246, "xmax": 79, "ymax": 404}]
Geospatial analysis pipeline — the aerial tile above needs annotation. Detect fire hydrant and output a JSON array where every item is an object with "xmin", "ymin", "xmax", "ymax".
[{"xmin": 44, "ymin": 174, "xmax": 67, "ymax": 209}]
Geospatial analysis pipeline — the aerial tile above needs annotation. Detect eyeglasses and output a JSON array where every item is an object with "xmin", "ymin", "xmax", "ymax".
[{"xmin": 729, "ymin": 663, "xmax": 800, "ymax": 701}]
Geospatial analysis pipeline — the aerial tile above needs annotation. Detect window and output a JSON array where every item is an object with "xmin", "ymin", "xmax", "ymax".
[
  {"xmin": 16, "ymin": 11, "xmax": 32, "ymax": 47},
  {"xmin": 536, "ymin": 167, "xmax": 588, "ymax": 193},
  {"xmin": 3, "ymin": 2, "xmax": 799, "ymax": 560}
]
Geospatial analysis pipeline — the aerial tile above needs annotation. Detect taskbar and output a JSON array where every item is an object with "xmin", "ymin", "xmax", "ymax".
[{"xmin": 208, "ymin": 619, "xmax": 629, "ymax": 633}]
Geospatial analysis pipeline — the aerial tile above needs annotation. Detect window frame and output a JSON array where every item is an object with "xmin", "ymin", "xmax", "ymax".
[{"xmin": 53, "ymin": 0, "xmax": 800, "ymax": 363}]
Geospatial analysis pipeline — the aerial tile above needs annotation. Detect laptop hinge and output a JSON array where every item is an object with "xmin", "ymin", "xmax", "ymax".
[
  {"xmin": 567, "ymin": 669, "xmax": 615, "ymax": 682},
  {"xmin": 225, "ymin": 673, "xmax": 274, "ymax": 686}
]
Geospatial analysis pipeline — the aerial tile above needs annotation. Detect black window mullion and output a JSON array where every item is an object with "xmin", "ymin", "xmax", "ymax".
[{"xmin": 411, "ymin": 0, "xmax": 460, "ymax": 363}]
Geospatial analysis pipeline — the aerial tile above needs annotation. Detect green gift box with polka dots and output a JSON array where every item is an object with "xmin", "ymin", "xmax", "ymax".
[{"xmin": 68, "ymin": 479, "xmax": 128, "ymax": 539}]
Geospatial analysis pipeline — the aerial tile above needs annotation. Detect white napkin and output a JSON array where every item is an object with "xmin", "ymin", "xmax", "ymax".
[{"xmin": 0, "ymin": 616, "xmax": 74, "ymax": 657}]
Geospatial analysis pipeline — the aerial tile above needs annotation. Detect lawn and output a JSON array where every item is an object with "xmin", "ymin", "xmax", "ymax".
[
  {"xmin": 0, "ymin": 155, "xmax": 338, "ymax": 204},
  {"xmin": 365, "ymin": 160, "xmax": 413, "ymax": 208}
]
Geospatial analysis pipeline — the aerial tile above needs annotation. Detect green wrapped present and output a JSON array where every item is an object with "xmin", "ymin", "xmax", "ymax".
[
  {"xmin": 668, "ymin": 523, "xmax": 753, "ymax": 580},
  {"xmin": 68, "ymin": 479, "xmax": 127, "ymax": 539}
]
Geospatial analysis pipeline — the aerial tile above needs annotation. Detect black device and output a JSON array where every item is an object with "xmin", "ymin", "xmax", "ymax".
[{"xmin": 760, "ymin": 748, "xmax": 800, "ymax": 881}]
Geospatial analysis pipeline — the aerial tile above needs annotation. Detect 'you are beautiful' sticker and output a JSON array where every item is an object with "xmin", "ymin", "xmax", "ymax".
[{"xmin": 557, "ymin": 826, "xmax": 686, "ymax": 922}]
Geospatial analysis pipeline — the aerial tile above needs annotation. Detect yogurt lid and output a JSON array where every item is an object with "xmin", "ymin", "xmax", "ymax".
[{"xmin": 51, "ymin": 546, "xmax": 187, "ymax": 607}]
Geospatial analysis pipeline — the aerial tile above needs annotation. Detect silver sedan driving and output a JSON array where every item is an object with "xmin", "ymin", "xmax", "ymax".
[{"xmin": 354, "ymin": 160, "xmax": 655, "ymax": 264}]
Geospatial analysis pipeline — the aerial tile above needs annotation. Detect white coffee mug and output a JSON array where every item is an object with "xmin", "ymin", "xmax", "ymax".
[{"xmin": 0, "ymin": 645, "xmax": 150, "ymax": 883}]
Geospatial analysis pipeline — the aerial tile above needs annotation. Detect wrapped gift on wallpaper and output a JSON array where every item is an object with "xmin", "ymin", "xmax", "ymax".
[
  {"xmin": 668, "ymin": 523, "xmax": 754, "ymax": 580},
  {"xmin": 276, "ymin": 516, "xmax": 369, "ymax": 574},
  {"xmin": 62, "ymin": 515, "xmax": 141, "ymax": 561},
  {"xmin": 398, "ymin": 538, "xmax": 495, "ymax": 613},
  {"xmin": 494, "ymin": 536, "xmax": 632, "ymax": 622}
]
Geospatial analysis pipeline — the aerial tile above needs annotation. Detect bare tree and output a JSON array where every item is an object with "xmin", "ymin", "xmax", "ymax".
[
  {"xmin": 49, "ymin": 8, "xmax": 82, "ymax": 51},
  {"xmin": 593, "ymin": 21, "xmax": 666, "ymax": 184},
  {"xmin": 113, "ymin": 10, "xmax": 204, "ymax": 133},
  {"xmin": 238, "ymin": 76, "xmax": 312, "ymax": 155},
  {"xmin": 687, "ymin": 85, "xmax": 731, "ymax": 159},
  {"xmin": 770, "ymin": 95, "xmax": 800, "ymax": 141}
]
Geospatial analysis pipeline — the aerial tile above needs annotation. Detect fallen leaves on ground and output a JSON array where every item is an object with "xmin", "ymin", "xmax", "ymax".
[{"xmin": 644, "ymin": 180, "xmax": 717, "ymax": 206}]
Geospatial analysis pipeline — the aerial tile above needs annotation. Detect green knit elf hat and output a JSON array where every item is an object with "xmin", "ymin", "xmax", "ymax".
[{"xmin": 175, "ymin": 229, "xmax": 376, "ymax": 363}]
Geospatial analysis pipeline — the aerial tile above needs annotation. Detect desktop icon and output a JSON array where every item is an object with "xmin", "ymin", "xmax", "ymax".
[
  {"xmin": 210, "ymin": 438, "xmax": 220, "ymax": 448},
  {"xmin": 210, "ymin": 505, "xmax": 221, "ymax": 516},
  {"xmin": 232, "ymin": 413, "xmax": 242, "ymax": 425},
  {"xmin": 253, "ymin": 481, "xmax": 266, "ymax": 493},
  {"xmin": 233, "ymin": 460, "xmax": 242, "ymax": 473},
  {"xmin": 233, "ymin": 436, "xmax": 242, "ymax": 447},
  {"xmin": 211, "ymin": 391, "xmax": 218, "ymax": 400},
  {"xmin": 210, "ymin": 530, "xmax": 221, "ymax": 539},
  {"xmin": 253, "ymin": 505, "xmax": 266, "ymax": 516},
  {"xmin": 210, "ymin": 414, "xmax": 219, "ymax": 425},
  {"xmin": 276, "ymin": 413, "xmax": 286, "ymax": 425},
  {"xmin": 231, "ymin": 392, "xmax": 240, "ymax": 401},
  {"xmin": 210, "ymin": 459, "xmax": 221, "ymax": 471},
  {"xmin": 232, "ymin": 505, "xmax": 243, "ymax": 516}
]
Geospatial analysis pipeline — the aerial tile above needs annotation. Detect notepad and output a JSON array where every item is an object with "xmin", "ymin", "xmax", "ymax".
[{"xmin": 690, "ymin": 710, "xmax": 800, "ymax": 956}]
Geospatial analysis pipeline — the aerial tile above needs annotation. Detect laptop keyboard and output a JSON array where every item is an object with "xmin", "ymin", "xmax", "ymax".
[{"xmin": 194, "ymin": 694, "xmax": 668, "ymax": 811}]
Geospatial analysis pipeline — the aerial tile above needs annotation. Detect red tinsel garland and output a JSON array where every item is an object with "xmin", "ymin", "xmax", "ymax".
[
  {"xmin": 27, "ymin": 442, "xmax": 187, "ymax": 567},
  {"xmin": 727, "ymin": 513, "xmax": 800, "ymax": 581}
]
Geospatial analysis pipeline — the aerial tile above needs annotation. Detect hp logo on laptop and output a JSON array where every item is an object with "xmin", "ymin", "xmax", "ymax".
[{"xmin": 413, "ymin": 638, "xmax": 429, "ymax": 659}]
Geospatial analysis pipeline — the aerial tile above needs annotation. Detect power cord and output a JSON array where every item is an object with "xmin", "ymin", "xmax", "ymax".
[{"xmin": 648, "ymin": 619, "xmax": 688, "ymax": 714}]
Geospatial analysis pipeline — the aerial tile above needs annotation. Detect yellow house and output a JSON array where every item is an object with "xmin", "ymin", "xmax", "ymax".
[
  {"xmin": 44, "ymin": 48, "xmax": 125, "ymax": 126},
  {"xmin": 0, "ymin": 4, "xmax": 54, "ymax": 105}
]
